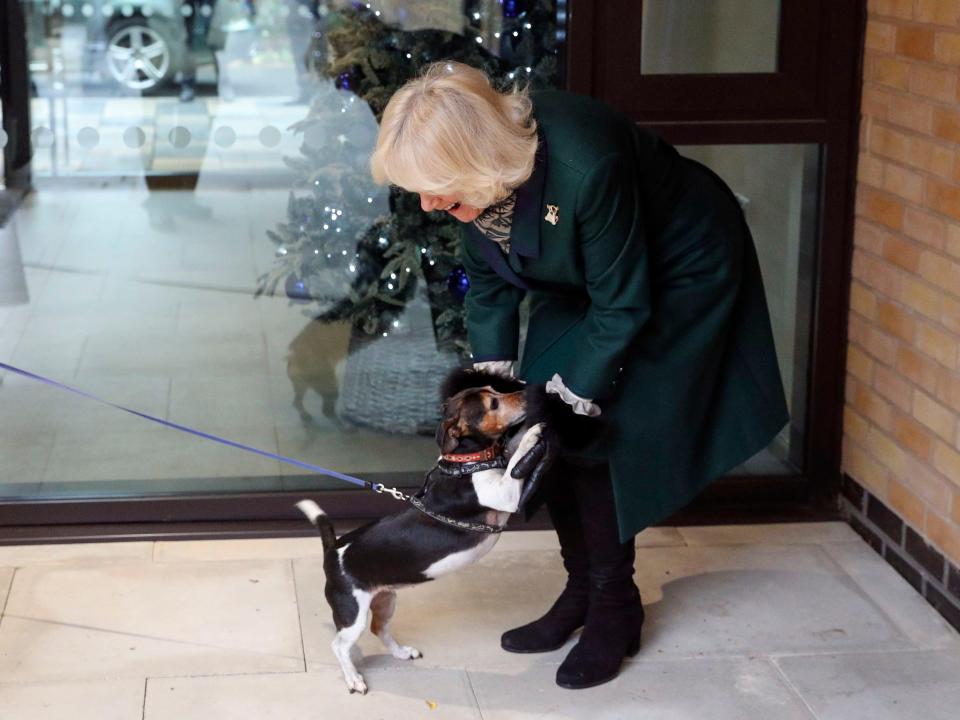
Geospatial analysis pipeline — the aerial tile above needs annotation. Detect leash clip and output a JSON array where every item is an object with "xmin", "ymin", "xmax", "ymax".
[{"xmin": 372, "ymin": 483, "xmax": 409, "ymax": 502}]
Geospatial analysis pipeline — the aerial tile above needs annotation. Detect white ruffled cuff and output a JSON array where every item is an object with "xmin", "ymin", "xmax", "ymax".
[
  {"xmin": 545, "ymin": 373, "xmax": 601, "ymax": 417},
  {"xmin": 472, "ymin": 360, "xmax": 516, "ymax": 379}
]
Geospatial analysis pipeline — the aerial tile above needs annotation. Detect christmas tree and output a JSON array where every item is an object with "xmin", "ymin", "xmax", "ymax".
[{"xmin": 256, "ymin": 1, "xmax": 560, "ymax": 357}]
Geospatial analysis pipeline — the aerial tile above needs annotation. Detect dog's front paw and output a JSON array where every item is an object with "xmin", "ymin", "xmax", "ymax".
[
  {"xmin": 393, "ymin": 645, "xmax": 422, "ymax": 660},
  {"xmin": 344, "ymin": 669, "xmax": 368, "ymax": 695}
]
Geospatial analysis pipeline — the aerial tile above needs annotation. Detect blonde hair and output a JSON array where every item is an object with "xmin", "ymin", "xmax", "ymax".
[{"xmin": 369, "ymin": 61, "xmax": 538, "ymax": 209}]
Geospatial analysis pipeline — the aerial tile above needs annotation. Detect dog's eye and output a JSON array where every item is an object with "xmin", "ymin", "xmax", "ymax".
[{"xmin": 490, "ymin": 397, "xmax": 499, "ymax": 410}]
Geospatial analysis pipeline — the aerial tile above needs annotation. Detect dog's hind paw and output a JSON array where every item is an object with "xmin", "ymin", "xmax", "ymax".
[
  {"xmin": 393, "ymin": 645, "xmax": 422, "ymax": 660},
  {"xmin": 345, "ymin": 671, "xmax": 368, "ymax": 695}
]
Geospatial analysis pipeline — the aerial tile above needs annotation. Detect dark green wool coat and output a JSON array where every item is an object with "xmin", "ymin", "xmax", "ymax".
[{"xmin": 460, "ymin": 89, "xmax": 789, "ymax": 542}]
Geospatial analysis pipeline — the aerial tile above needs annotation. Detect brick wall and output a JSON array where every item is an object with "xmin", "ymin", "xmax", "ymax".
[{"xmin": 842, "ymin": 0, "xmax": 960, "ymax": 629}]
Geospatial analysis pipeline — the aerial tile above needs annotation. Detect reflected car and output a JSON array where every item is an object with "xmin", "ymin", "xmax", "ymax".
[{"xmin": 80, "ymin": 0, "xmax": 230, "ymax": 94}]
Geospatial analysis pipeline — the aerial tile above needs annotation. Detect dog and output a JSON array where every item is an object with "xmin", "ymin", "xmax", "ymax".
[{"xmin": 295, "ymin": 368, "xmax": 608, "ymax": 694}]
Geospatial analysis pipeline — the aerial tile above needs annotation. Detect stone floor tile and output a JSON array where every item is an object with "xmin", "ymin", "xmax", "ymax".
[
  {"xmin": 154, "ymin": 537, "xmax": 325, "ymax": 563},
  {"xmin": 634, "ymin": 543, "xmax": 915, "ymax": 657},
  {"xmin": 0, "ymin": 679, "xmax": 145, "ymax": 720},
  {"xmin": 677, "ymin": 522, "xmax": 859, "ymax": 546},
  {"xmin": 0, "ymin": 559, "xmax": 302, "ymax": 681},
  {"xmin": 144, "ymin": 666, "xmax": 482, "ymax": 719},
  {"xmin": 469, "ymin": 656, "xmax": 816, "ymax": 720},
  {"xmin": 0, "ymin": 543, "xmax": 153, "ymax": 568},
  {"xmin": 820, "ymin": 541, "xmax": 960, "ymax": 649},
  {"xmin": 775, "ymin": 649, "xmax": 960, "ymax": 720}
]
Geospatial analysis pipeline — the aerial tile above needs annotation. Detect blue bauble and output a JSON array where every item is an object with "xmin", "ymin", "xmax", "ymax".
[
  {"xmin": 503, "ymin": 0, "xmax": 520, "ymax": 19},
  {"xmin": 335, "ymin": 72, "xmax": 352, "ymax": 90},
  {"xmin": 285, "ymin": 274, "xmax": 312, "ymax": 303},
  {"xmin": 447, "ymin": 266, "xmax": 470, "ymax": 300}
]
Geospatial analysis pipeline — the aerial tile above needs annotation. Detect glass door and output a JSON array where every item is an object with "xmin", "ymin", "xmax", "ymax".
[{"xmin": 0, "ymin": 1, "xmax": 568, "ymax": 532}]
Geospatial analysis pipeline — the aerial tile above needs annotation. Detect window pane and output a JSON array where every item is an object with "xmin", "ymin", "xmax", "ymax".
[
  {"xmin": 677, "ymin": 144, "xmax": 819, "ymax": 474},
  {"xmin": 1, "ymin": 0, "xmax": 565, "ymax": 499},
  {"xmin": 642, "ymin": 0, "xmax": 781, "ymax": 75}
]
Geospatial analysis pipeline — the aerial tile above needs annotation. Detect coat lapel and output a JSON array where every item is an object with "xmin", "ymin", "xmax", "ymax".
[
  {"xmin": 509, "ymin": 132, "xmax": 547, "ymax": 261},
  {"xmin": 463, "ymin": 132, "xmax": 547, "ymax": 292}
]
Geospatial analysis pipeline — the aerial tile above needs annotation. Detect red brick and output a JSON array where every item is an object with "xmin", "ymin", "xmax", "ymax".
[
  {"xmin": 903, "ymin": 207, "xmax": 947, "ymax": 250},
  {"xmin": 872, "ymin": 56, "xmax": 910, "ymax": 89},
  {"xmin": 848, "ymin": 343, "xmax": 876, "ymax": 383},
  {"xmin": 897, "ymin": 345, "xmax": 943, "ymax": 395},
  {"xmin": 845, "ymin": 405, "xmax": 871, "ymax": 445},
  {"xmin": 858, "ymin": 153, "xmax": 885, "ymax": 187},
  {"xmin": 883, "ymin": 164, "xmax": 925, "ymax": 204},
  {"xmin": 852, "ymin": 247, "xmax": 902, "ymax": 297},
  {"xmin": 896, "ymin": 26, "xmax": 937, "ymax": 61},
  {"xmin": 893, "ymin": 276, "xmax": 941, "ymax": 320},
  {"xmin": 932, "ymin": 107, "xmax": 960, "ymax": 144},
  {"xmin": 876, "ymin": 364, "xmax": 915, "ymax": 411},
  {"xmin": 893, "ymin": 412, "xmax": 936, "ymax": 460},
  {"xmin": 850, "ymin": 280, "xmax": 879, "ymax": 320},
  {"xmin": 901, "ymin": 456, "xmax": 953, "ymax": 508},
  {"xmin": 910, "ymin": 64, "xmax": 957, "ymax": 103},
  {"xmin": 904, "ymin": 453, "xmax": 955, "ymax": 507},
  {"xmin": 860, "ymin": 86, "xmax": 891, "ymax": 121},
  {"xmin": 889, "ymin": 478, "xmax": 927, "ymax": 528},
  {"xmin": 918, "ymin": 251, "xmax": 960, "ymax": 297},
  {"xmin": 927, "ymin": 511, "xmax": 960, "ymax": 566},
  {"xmin": 942, "ymin": 373, "xmax": 960, "ymax": 414},
  {"xmin": 942, "ymin": 295, "xmax": 960, "ymax": 335},
  {"xmin": 935, "ymin": 31, "xmax": 960, "ymax": 64},
  {"xmin": 859, "ymin": 186, "xmax": 906, "ymax": 230},
  {"xmin": 926, "ymin": 178, "xmax": 960, "ymax": 222},
  {"xmin": 933, "ymin": 442, "xmax": 960, "ymax": 488},
  {"xmin": 888, "ymin": 95, "xmax": 933, "ymax": 134},
  {"xmin": 947, "ymin": 223, "xmax": 960, "ymax": 258},
  {"xmin": 877, "ymin": 299, "xmax": 917, "ymax": 342},
  {"xmin": 870, "ymin": 124, "xmax": 913, "ymax": 165},
  {"xmin": 916, "ymin": 0, "xmax": 960, "ymax": 25},
  {"xmin": 881, "ymin": 235, "xmax": 922, "ymax": 271},
  {"xmin": 868, "ymin": 425, "xmax": 911, "ymax": 476},
  {"xmin": 867, "ymin": 20, "xmax": 897, "ymax": 52},
  {"xmin": 843, "ymin": 436, "xmax": 890, "ymax": 498},
  {"xmin": 917, "ymin": 322, "xmax": 958, "ymax": 368},
  {"xmin": 869, "ymin": 0, "xmax": 915, "ymax": 20},
  {"xmin": 849, "ymin": 374, "xmax": 896, "ymax": 430},
  {"xmin": 849, "ymin": 312, "xmax": 899, "ymax": 366},
  {"xmin": 914, "ymin": 389, "xmax": 957, "ymax": 441}
]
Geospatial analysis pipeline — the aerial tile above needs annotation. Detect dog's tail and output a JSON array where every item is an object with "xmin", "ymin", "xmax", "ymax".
[{"xmin": 295, "ymin": 500, "xmax": 337, "ymax": 552}]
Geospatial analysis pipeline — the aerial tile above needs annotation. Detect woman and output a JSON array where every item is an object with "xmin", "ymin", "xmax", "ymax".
[{"xmin": 369, "ymin": 61, "xmax": 789, "ymax": 689}]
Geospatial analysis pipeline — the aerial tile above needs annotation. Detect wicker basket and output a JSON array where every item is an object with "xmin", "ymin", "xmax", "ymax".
[{"xmin": 335, "ymin": 293, "xmax": 464, "ymax": 435}]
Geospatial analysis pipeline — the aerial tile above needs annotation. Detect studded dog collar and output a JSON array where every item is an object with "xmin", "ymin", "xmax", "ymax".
[{"xmin": 408, "ymin": 494, "xmax": 504, "ymax": 534}]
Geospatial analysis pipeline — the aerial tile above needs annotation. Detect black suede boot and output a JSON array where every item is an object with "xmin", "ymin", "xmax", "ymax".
[
  {"xmin": 501, "ymin": 458, "xmax": 589, "ymax": 653},
  {"xmin": 556, "ymin": 461, "xmax": 644, "ymax": 689}
]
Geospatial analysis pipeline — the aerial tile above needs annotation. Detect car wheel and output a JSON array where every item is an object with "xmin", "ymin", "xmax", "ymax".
[{"xmin": 104, "ymin": 19, "xmax": 175, "ymax": 93}]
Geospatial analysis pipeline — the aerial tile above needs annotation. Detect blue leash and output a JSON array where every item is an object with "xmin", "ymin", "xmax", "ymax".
[{"xmin": 0, "ymin": 361, "xmax": 410, "ymax": 501}]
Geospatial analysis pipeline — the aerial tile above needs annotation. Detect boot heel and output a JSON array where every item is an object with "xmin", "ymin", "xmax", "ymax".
[{"xmin": 625, "ymin": 634, "xmax": 641, "ymax": 657}]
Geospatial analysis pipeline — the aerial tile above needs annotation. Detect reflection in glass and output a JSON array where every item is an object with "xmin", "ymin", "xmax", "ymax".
[
  {"xmin": 1, "ymin": 1, "xmax": 565, "ymax": 499},
  {"xmin": 641, "ymin": 0, "xmax": 781, "ymax": 75},
  {"xmin": 678, "ymin": 144, "xmax": 819, "ymax": 474}
]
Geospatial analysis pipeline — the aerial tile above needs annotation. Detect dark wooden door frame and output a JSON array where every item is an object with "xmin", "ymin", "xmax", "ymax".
[
  {"xmin": 0, "ymin": 0, "xmax": 864, "ymax": 543},
  {"xmin": 568, "ymin": 0, "xmax": 865, "ymax": 508}
]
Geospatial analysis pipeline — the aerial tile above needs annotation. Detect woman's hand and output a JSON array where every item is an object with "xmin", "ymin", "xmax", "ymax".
[{"xmin": 472, "ymin": 360, "xmax": 519, "ymax": 380}]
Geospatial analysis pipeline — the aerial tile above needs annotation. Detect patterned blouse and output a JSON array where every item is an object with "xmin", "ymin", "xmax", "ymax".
[{"xmin": 471, "ymin": 191, "xmax": 517, "ymax": 254}]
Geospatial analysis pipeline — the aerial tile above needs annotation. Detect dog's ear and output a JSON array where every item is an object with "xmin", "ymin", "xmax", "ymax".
[{"xmin": 436, "ymin": 418, "xmax": 461, "ymax": 454}]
